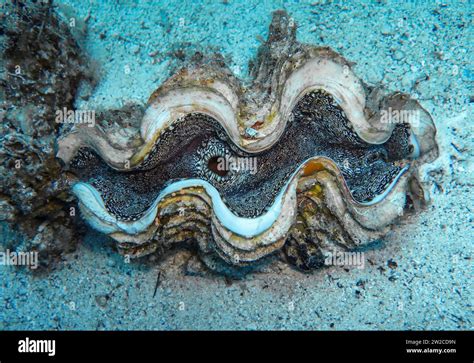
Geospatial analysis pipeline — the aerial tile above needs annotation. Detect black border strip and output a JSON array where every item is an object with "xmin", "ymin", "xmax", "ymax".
[{"xmin": 0, "ymin": 330, "xmax": 472, "ymax": 361}]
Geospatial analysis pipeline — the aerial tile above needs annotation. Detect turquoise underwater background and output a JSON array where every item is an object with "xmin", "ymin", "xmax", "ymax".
[{"xmin": 1, "ymin": 0, "xmax": 472, "ymax": 329}]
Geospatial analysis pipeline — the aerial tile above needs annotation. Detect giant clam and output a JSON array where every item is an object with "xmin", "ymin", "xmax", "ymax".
[{"xmin": 57, "ymin": 11, "xmax": 438, "ymax": 273}]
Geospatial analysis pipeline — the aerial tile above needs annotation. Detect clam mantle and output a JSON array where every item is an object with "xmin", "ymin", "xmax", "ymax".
[{"xmin": 57, "ymin": 11, "xmax": 438, "ymax": 273}]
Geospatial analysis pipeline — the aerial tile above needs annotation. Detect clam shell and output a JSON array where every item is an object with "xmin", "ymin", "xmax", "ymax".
[{"xmin": 58, "ymin": 10, "xmax": 438, "ymax": 272}]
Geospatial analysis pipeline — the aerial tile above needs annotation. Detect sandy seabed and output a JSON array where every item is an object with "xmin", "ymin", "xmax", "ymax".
[{"xmin": 1, "ymin": 0, "xmax": 472, "ymax": 330}]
